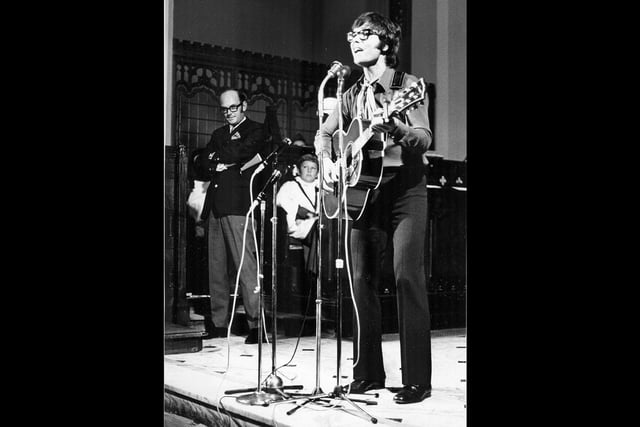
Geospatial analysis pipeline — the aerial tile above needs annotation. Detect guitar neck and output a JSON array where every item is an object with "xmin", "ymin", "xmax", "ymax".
[{"xmin": 342, "ymin": 77, "xmax": 425, "ymax": 154}]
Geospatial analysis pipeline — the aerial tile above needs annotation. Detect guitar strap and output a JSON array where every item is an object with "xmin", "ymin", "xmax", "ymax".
[
  {"xmin": 294, "ymin": 180, "xmax": 318, "ymax": 210},
  {"xmin": 390, "ymin": 70, "xmax": 407, "ymax": 123},
  {"xmin": 390, "ymin": 70, "xmax": 406, "ymax": 90},
  {"xmin": 358, "ymin": 71, "xmax": 404, "ymax": 119}
]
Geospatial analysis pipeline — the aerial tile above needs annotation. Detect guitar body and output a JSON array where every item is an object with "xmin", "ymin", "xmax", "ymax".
[
  {"xmin": 325, "ymin": 78, "xmax": 427, "ymax": 221},
  {"xmin": 332, "ymin": 119, "xmax": 385, "ymax": 188},
  {"xmin": 331, "ymin": 119, "xmax": 387, "ymax": 220}
]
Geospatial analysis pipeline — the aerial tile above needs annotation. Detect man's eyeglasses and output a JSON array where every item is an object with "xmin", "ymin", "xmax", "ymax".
[
  {"xmin": 220, "ymin": 103, "xmax": 242, "ymax": 114},
  {"xmin": 347, "ymin": 28, "xmax": 379, "ymax": 43}
]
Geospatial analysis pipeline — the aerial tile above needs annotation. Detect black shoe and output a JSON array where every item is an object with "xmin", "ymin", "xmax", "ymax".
[
  {"xmin": 208, "ymin": 327, "xmax": 227, "ymax": 338},
  {"xmin": 346, "ymin": 379, "xmax": 385, "ymax": 394},
  {"xmin": 393, "ymin": 384, "xmax": 432, "ymax": 404},
  {"xmin": 244, "ymin": 328, "xmax": 267, "ymax": 344},
  {"xmin": 204, "ymin": 320, "xmax": 226, "ymax": 339}
]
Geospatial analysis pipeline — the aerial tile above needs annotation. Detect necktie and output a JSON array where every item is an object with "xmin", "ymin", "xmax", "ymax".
[
  {"xmin": 357, "ymin": 79, "xmax": 378, "ymax": 120},
  {"xmin": 357, "ymin": 79, "xmax": 388, "ymax": 152}
]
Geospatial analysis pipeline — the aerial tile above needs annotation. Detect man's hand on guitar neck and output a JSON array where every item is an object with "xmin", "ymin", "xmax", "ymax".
[{"xmin": 370, "ymin": 110, "xmax": 399, "ymax": 135}]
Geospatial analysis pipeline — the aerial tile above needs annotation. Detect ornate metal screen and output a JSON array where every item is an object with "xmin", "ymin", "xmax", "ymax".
[
  {"xmin": 172, "ymin": 38, "xmax": 434, "ymax": 156},
  {"xmin": 172, "ymin": 39, "xmax": 346, "ymax": 156}
]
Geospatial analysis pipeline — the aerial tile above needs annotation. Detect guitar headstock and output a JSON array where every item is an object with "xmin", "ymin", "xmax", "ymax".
[{"xmin": 389, "ymin": 78, "xmax": 426, "ymax": 115}]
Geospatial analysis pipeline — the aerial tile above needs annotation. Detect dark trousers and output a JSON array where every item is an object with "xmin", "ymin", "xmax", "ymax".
[
  {"xmin": 207, "ymin": 214, "xmax": 259, "ymax": 329},
  {"xmin": 350, "ymin": 167, "xmax": 432, "ymax": 387}
]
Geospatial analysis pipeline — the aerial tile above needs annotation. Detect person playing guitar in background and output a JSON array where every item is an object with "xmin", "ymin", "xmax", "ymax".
[{"xmin": 315, "ymin": 11, "xmax": 433, "ymax": 404}]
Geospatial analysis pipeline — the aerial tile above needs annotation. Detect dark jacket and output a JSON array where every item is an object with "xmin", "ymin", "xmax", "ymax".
[{"xmin": 198, "ymin": 118, "xmax": 266, "ymax": 219}]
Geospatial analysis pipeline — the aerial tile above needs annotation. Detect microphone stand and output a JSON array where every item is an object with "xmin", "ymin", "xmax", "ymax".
[
  {"xmin": 235, "ymin": 163, "xmax": 283, "ymax": 406},
  {"xmin": 312, "ymin": 70, "xmax": 330, "ymax": 396},
  {"xmin": 231, "ymin": 156, "xmax": 302, "ymax": 406},
  {"xmin": 264, "ymin": 170, "xmax": 283, "ymax": 390},
  {"xmin": 272, "ymin": 67, "xmax": 378, "ymax": 423},
  {"xmin": 267, "ymin": 72, "xmax": 334, "ymax": 409},
  {"xmin": 263, "ymin": 157, "xmax": 304, "ymax": 395},
  {"xmin": 322, "ymin": 71, "xmax": 378, "ymax": 423}
]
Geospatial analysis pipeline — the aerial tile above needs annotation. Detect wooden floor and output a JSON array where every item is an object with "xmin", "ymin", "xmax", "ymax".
[{"xmin": 164, "ymin": 328, "xmax": 466, "ymax": 427}]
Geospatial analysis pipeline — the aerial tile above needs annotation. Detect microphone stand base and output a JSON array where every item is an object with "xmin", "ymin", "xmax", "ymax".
[
  {"xmin": 264, "ymin": 373, "xmax": 284, "ymax": 389},
  {"xmin": 236, "ymin": 390, "xmax": 285, "ymax": 406}
]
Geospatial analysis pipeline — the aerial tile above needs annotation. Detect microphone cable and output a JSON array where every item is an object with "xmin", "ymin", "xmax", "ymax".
[
  {"xmin": 339, "ymin": 158, "xmax": 361, "ymax": 369},
  {"xmin": 217, "ymin": 166, "xmax": 268, "ymax": 375},
  {"xmin": 271, "ymin": 266, "xmax": 316, "ymax": 375},
  {"xmin": 211, "ymin": 197, "xmax": 256, "ymax": 421},
  {"xmin": 317, "ymin": 141, "xmax": 362, "ymax": 369},
  {"xmin": 249, "ymin": 177, "xmax": 271, "ymax": 348}
]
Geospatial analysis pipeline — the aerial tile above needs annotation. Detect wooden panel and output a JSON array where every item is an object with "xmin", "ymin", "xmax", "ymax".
[
  {"xmin": 426, "ymin": 159, "xmax": 467, "ymax": 329},
  {"xmin": 169, "ymin": 161, "xmax": 467, "ymax": 333},
  {"xmin": 165, "ymin": 145, "xmax": 191, "ymax": 326},
  {"xmin": 165, "ymin": 146, "xmax": 177, "ymax": 321}
]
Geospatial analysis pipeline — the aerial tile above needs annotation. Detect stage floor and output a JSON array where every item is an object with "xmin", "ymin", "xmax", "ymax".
[{"xmin": 164, "ymin": 328, "xmax": 466, "ymax": 427}]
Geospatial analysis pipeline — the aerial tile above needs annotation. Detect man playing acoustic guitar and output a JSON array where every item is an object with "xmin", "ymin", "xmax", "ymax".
[{"xmin": 315, "ymin": 11, "xmax": 433, "ymax": 404}]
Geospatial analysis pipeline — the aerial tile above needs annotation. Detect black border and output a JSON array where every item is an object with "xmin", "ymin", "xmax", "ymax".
[{"xmin": 35, "ymin": 1, "xmax": 593, "ymax": 425}]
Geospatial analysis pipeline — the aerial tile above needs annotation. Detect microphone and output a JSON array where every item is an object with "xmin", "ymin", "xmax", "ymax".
[
  {"xmin": 249, "ymin": 163, "xmax": 288, "ymax": 210},
  {"xmin": 254, "ymin": 137, "xmax": 293, "ymax": 174},
  {"xmin": 327, "ymin": 61, "xmax": 351, "ymax": 79},
  {"xmin": 327, "ymin": 61, "xmax": 343, "ymax": 78},
  {"xmin": 337, "ymin": 64, "xmax": 351, "ymax": 78}
]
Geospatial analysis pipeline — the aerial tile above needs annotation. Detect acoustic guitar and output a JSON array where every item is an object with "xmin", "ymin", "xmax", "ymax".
[{"xmin": 328, "ymin": 78, "xmax": 426, "ymax": 220}]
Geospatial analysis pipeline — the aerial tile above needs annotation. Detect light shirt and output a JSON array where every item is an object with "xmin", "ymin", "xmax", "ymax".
[
  {"xmin": 228, "ymin": 116, "xmax": 247, "ymax": 134},
  {"xmin": 276, "ymin": 177, "xmax": 318, "ymax": 236}
]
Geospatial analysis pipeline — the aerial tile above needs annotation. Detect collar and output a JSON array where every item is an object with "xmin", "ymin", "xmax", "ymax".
[
  {"xmin": 357, "ymin": 67, "xmax": 396, "ymax": 93},
  {"xmin": 229, "ymin": 117, "xmax": 247, "ymax": 134},
  {"xmin": 295, "ymin": 176, "xmax": 318, "ymax": 189}
]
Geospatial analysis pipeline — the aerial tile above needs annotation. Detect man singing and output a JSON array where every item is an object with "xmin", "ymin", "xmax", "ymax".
[{"xmin": 316, "ymin": 11, "xmax": 433, "ymax": 404}]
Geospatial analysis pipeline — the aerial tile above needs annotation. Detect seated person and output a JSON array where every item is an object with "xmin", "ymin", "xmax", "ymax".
[
  {"xmin": 279, "ymin": 133, "xmax": 314, "ymax": 181},
  {"xmin": 276, "ymin": 153, "xmax": 320, "ymax": 275}
]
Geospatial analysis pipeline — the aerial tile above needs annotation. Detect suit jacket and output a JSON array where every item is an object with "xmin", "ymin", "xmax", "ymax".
[{"xmin": 198, "ymin": 118, "xmax": 266, "ymax": 219}]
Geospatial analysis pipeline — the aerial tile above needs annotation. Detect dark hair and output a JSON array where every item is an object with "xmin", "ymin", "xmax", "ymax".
[
  {"xmin": 296, "ymin": 153, "xmax": 319, "ymax": 171},
  {"xmin": 352, "ymin": 11, "xmax": 402, "ymax": 68}
]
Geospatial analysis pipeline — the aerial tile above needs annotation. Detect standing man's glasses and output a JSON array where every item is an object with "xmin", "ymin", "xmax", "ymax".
[
  {"xmin": 346, "ymin": 29, "xmax": 379, "ymax": 43},
  {"xmin": 220, "ymin": 104, "xmax": 242, "ymax": 114}
]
